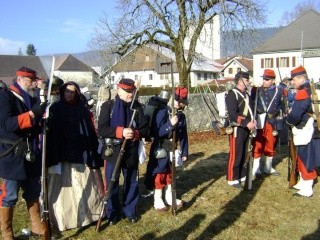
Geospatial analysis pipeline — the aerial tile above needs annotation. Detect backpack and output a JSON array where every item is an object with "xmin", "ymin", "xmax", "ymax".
[
  {"xmin": 143, "ymin": 96, "xmax": 167, "ymax": 141},
  {"xmin": 96, "ymin": 85, "xmax": 111, "ymax": 118}
]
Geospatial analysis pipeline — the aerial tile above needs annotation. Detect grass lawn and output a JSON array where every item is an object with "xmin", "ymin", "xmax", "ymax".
[{"xmin": 3, "ymin": 131, "xmax": 320, "ymax": 240}]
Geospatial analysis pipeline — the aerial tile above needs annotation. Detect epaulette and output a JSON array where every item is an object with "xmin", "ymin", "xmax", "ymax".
[{"xmin": 295, "ymin": 88, "xmax": 309, "ymax": 100}]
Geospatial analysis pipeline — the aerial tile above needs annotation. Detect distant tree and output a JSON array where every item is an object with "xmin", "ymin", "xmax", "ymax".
[
  {"xmin": 92, "ymin": 0, "xmax": 267, "ymax": 87},
  {"xmin": 18, "ymin": 48, "xmax": 23, "ymax": 56},
  {"xmin": 278, "ymin": 1, "xmax": 320, "ymax": 26},
  {"xmin": 26, "ymin": 43, "xmax": 37, "ymax": 56}
]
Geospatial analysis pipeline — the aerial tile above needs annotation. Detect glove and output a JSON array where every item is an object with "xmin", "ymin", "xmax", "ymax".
[{"xmin": 31, "ymin": 101, "xmax": 47, "ymax": 118}]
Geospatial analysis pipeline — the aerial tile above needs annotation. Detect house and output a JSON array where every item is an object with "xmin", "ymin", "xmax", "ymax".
[
  {"xmin": 252, "ymin": 10, "xmax": 320, "ymax": 86},
  {"xmin": 218, "ymin": 55, "xmax": 253, "ymax": 79},
  {"xmin": 109, "ymin": 44, "xmax": 223, "ymax": 87},
  {"xmin": 0, "ymin": 54, "xmax": 95, "ymax": 87}
]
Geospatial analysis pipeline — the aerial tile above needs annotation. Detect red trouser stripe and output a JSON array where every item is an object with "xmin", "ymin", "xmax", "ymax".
[
  {"xmin": 0, "ymin": 181, "xmax": 7, "ymax": 207},
  {"xmin": 227, "ymin": 134, "xmax": 236, "ymax": 181},
  {"xmin": 297, "ymin": 156, "xmax": 317, "ymax": 180}
]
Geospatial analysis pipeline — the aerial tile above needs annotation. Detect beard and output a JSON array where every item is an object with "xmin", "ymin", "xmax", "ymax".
[{"xmin": 27, "ymin": 88, "xmax": 38, "ymax": 98}]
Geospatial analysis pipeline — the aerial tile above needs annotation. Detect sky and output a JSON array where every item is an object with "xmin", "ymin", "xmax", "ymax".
[{"xmin": 0, "ymin": 0, "xmax": 306, "ymax": 56}]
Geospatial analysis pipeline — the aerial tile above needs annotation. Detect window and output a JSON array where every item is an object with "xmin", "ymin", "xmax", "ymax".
[
  {"xmin": 111, "ymin": 76, "xmax": 115, "ymax": 83},
  {"xmin": 204, "ymin": 73, "xmax": 207, "ymax": 80},
  {"xmin": 237, "ymin": 67, "xmax": 241, "ymax": 72},
  {"xmin": 264, "ymin": 58, "xmax": 274, "ymax": 68},
  {"xmin": 292, "ymin": 57, "xmax": 296, "ymax": 67},
  {"xmin": 160, "ymin": 74, "xmax": 169, "ymax": 80},
  {"xmin": 228, "ymin": 68, "xmax": 233, "ymax": 74},
  {"xmin": 261, "ymin": 58, "xmax": 264, "ymax": 68},
  {"xmin": 135, "ymin": 75, "xmax": 138, "ymax": 81},
  {"xmin": 197, "ymin": 73, "xmax": 201, "ymax": 80},
  {"xmin": 149, "ymin": 74, "xmax": 153, "ymax": 80},
  {"xmin": 279, "ymin": 57, "xmax": 289, "ymax": 67}
]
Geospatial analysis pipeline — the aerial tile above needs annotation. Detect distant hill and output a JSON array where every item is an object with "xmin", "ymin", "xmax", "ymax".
[{"xmin": 220, "ymin": 27, "xmax": 283, "ymax": 58}]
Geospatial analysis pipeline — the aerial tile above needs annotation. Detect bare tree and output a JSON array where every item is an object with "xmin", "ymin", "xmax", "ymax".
[
  {"xmin": 278, "ymin": 1, "xmax": 320, "ymax": 26},
  {"xmin": 92, "ymin": 0, "xmax": 267, "ymax": 87}
]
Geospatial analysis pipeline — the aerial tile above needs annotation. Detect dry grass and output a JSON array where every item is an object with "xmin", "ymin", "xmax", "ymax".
[{"xmin": 3, "ymin": 131, "xmax": 320, "ymax": 240}]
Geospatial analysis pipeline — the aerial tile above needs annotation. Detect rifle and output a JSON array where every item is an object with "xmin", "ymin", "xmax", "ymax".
[
  {"xmin": 168, "ymin": 59, "xmax": 177, "ymax": 216},
  {"xmin": 244, "ymin": 87, "xmax": 259, "ymax": 191},
  {"xmin": 39, "ymin": 56, "xmax": 55, "ymax": 240},
  {"xmin": 96, "ymin": 87, "xmax": 138, "ymax": 232},
  {"xmin": 288, "ymin": 128, "xmax": 298, "ymax": 187},
  {"xmin": 160, "ymin": 60, "xmax": 178, "ymax": 216}
]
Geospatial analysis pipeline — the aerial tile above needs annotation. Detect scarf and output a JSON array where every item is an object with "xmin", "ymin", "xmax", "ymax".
[
  {"xmin": 13, "ymin": 82, "xmax": 33, "ymax": 110},
  {"xmin": 111, "ymin": 95, "xmax": 133, "ymax": 130}
]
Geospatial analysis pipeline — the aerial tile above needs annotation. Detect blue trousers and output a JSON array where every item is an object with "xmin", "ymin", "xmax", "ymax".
[
  {"xmin": 0, "ymin": 178, "xmax": 41, "ymax": 207},
  {"xmin": 105, "ymin": 160, "xmax": 139, "ymax": 219}
]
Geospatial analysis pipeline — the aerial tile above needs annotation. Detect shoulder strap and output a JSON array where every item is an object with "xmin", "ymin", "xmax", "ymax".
[
  {"xmin": 232, "ymin": 89, "xmax": 253, "ymax": 119},
  {"xmin": 109, "ymin": 99, "xmax": 115, "ymax": 119}
]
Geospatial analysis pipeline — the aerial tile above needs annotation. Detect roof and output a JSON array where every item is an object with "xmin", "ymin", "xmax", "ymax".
[
  {"xmin": 112, "ymin": 44, "xmax": 223, "ymax": 74},
  {"xmin": 222, "ymin": 56, "xmax": 253, "ymax": 72},
  {"xmin": 55, "ymin": 54, "xmax": 93, "ymax": 72},
  {"xmin": 252, "ymin": 10, "xmax": 320, "ymax": 53},
  {"xmin": 0, "ymin": 54, "xmax": 93, "ymax": 87},
  {"xmin": 236, "ymin": 58, "xmax": 253, "ymax": 71},
  {"xmin": 0, "ymin": 55, "xmax": 49, "ymax": 79}
]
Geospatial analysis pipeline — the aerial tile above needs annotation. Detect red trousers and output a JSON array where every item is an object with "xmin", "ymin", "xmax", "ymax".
[
  {"xmin": 253, "ymin": 122, "xmax": 277, "ymax": 158},
  {"xmin": 154, "ymin": 169, "xmax": 172, "ymax": 189}
]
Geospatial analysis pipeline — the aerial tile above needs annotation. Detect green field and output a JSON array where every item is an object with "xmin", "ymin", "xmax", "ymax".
[{"xmin": 2, "ymin": 132, "xmax": 320, "ymax": 240}]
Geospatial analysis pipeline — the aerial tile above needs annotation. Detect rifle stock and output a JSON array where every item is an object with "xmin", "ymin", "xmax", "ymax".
[
  {"xmin": 40, "ymin": 120, "xmax": 51, "ymax": 240},
  {"xmin": 244, "ymin": 132, "xmax": 254, "ymax": 190},
  {"xmin": 288, "ymin": 129, "xmax": 298, "ymax": 187},
  {"xmin": 96, "ymin": 137, "xmax": 130, "ymax": 232},
  {"xmin": 244, "ymin": 87, "xmax": 259, "ymax": 191}
]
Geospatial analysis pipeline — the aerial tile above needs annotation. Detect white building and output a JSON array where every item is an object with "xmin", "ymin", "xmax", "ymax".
[
  {"xmin": 109, "ymin": 44, "xmax": 223, "ymax": 88},
  {"xmin": 252, "ymin": 10, "xmax": 320, "ymax": 86},
  {"xmin": 184, "ymin": 15, "xmax": 221, "ymax": 60}
]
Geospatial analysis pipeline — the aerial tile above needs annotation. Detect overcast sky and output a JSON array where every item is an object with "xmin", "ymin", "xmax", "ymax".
[{"xmin": 0, "ymin": 0, "xmax": 305, "ymax": 56}]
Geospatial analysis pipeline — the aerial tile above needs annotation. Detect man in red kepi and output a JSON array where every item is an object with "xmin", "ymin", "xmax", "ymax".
[
  {"xmin": 286, "ymin": 66, "xmax": 320, "ymax": 197},
  {"xmin": 144, "ymin": 86, "xmax": 189, "ymax": 211},
  {"xmin": 251, "ymin": 69, "xmax": 285, "ymax": 179},
  {"xmin": 0, "ymin": 66, "xmax": 48, "ymax": 239}
]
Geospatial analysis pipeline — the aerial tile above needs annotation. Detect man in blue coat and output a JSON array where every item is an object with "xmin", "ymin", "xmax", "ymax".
[
  {"xmin": 98, "ymin": 78, "xmax": 149, "ymax": 224},
  {"xmin": 286, "ymin": 66, "xmax": 320, "ymax": 197},
  {"xmin": 0, "ymin": 67, "xmax": 47, "ymax": 239},
  {"xmin": 145, "ymin": 87, "xmax": 189, "ymax": 211}
]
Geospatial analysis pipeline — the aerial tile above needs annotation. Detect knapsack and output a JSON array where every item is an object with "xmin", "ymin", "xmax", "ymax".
[
  {"xmin": 143, "ymin": 96, "xmax": 168, "ymax": 141},
  {"xmin": 96, "ymin": 85, "xmax": 111, "ymax": 118}
]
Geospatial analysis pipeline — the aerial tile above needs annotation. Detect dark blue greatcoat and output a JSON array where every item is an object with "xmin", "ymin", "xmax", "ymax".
[
  {"xmin": 0, "ymin": 87, "xmax": 41, "ymax": 180},
  {"xmin": 144, "ymin": 100, "xmax": 188, "ymax": 190},
  {"xmin": 286, "ymin": 81, "xmax": 320, "ymax": 171},
  {"xmin": 97, "ymin": 95, "xmax": 149, "ymax": 220}
]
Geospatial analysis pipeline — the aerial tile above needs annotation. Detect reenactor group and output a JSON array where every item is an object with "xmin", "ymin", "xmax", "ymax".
[
  {"xmin": 0, "ymin": 68, "xmax": 188, "ymax": 239},
  {"xmin": 226, "ymin": 66, "xmax": 320, "ymax": 198},
  {"xmin": 0, "ymin": 64, "xmax": 319, "ymax": 239}
]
